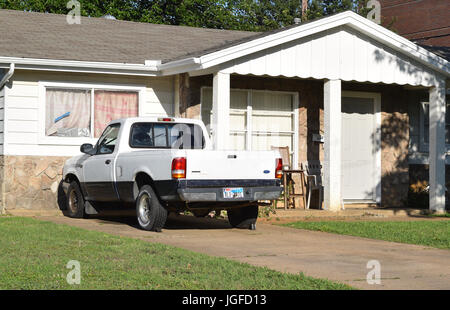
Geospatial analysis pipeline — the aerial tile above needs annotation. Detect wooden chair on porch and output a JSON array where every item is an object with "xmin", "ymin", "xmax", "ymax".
[
  {"xmin": 302, "ymin": 160, "xmax": 324, "ymax": 209},
  {"xmin": 271, "ymin": 146, "xmax": 306, "ymax": 209}
]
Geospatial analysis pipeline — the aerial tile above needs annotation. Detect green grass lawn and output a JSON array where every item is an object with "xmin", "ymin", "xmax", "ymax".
[
  {"xmin": 282, "ymin": 220, "xmax": 450, "ymax": 250},
  {"xmin": 0, "ymin": 217, "xmax": 351, "ymax": 290}
]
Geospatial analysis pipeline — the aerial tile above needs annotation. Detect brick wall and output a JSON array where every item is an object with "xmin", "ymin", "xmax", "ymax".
[{"xmin": 380, "ymin": 0, "xmax": 450, "ymax": 46}]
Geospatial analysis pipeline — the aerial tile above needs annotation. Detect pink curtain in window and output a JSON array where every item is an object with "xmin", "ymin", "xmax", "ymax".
[{"xmin": 94, "ymin": 91, "xmax": 138, "ymax": 137}]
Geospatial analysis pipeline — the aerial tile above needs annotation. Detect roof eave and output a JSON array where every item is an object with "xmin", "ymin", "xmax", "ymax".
[{"xmin": 0, "ymin": 57, "xmax": 161, "ymax": 76}]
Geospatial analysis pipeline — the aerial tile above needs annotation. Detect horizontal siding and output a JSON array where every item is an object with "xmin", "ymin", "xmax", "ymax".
[
  {"xmin": 224, "ymin": 26, "xmax": 437, "ymax": 87},
  {"xmin": 0, "ymin": 87, "xmax": 4, "ymax": 154},
  {"xmin": 4, "ymin": 71, "xmax": 175, "ymax": 156}
]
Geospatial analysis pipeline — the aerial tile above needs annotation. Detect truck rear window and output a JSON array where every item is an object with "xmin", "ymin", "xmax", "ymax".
[{"xmin": 129, "ymin": 122, "xmax": 205, "ymax": 149}]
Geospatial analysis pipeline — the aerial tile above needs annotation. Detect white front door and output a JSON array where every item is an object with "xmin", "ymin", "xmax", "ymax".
[{"xmin": 341, "ymin": 94, "xmax": 379, "ymax": 202}]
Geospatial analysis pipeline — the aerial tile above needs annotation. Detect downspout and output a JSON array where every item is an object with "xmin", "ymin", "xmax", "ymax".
[{"xmin": 0, "ymin": 63, "xmax": 15, "ymax": 90}]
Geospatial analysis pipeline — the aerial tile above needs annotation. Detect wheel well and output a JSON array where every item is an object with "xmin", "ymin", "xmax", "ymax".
[
  {"xmin": 133, "ymin": 172, "xmax": 157, "ymax": 200},
  {"xmin": 65, "ymin": 173, "xmax": 80, "ymax": 185}
]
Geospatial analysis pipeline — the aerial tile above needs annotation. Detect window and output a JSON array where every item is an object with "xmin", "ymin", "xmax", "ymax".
[
  {"xmin": 96, "ymin": 124, "xmax": 121, "ymax": 155},
  {"xmin": 45, "ymin": 88, "xmax": 91, "ymax": 137},
  {"xmin": 420, "ymin": 96, "xmax": 450, "ymax": 147},
  {"xmin": 94, "ymin": 90, "xmax": 138, "ymax": 137},
  {"xmin": 201, "ymin": 88, "xmax": 298, "ymax": 165},
  {"xmin": 130, "ymin": 123, "xmax": 205, "ymax": 149},
  {"xmin": 44, "ymin": 85, "xmax": 139, "ymax": 139}
]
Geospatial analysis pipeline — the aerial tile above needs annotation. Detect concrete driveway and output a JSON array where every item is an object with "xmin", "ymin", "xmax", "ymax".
[{"xmin": 36, "ymin": 213, "xmax": 450, "ymax": 290}]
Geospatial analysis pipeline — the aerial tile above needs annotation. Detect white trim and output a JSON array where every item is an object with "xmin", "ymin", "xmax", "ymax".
[
  {"xmin": 293, "ymin": 92, "xmax": 299, "ymax": 170},
  {"xmin": 246, "ymin": 91, "xmax": 252, "ymax": 151},
  {"xmin": 38, "ymin": 81, "xmax": 146, "ymax": 146},
  {"xmin": 342, "ymin": 91, "xmax": 382, "ymax": 204},
  {"xmin": 3, "ymin": 82, "xmax": 9, "ymax": 153}
]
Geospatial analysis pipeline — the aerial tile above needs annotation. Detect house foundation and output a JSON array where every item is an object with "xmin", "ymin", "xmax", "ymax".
[{"xmin": 0, "ymin": 155, "xmax": 68, "ymax": 212}]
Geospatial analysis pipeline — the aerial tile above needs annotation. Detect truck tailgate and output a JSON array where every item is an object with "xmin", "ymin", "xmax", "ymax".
[{"xmin": 185, "ymin": 150, "xmax": 279, "ymax": 180}]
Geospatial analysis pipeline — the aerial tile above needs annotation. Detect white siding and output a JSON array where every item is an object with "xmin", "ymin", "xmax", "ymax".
[
  {"xmin": 222, "ymin": 26, "xmax": 438, "ymax": 87},
  {"xmin": 0, "ymin": 87, "xmax": 4, "ymax": 154},
  {"xmin": 4, "ymin": 71, "xmax": 174, "ymax": 156}
]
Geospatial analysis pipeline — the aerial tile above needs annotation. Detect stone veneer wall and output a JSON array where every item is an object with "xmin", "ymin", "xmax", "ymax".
[{"xmin": 0, "ymin": 155, "xmax": 69, "ymax": 212}]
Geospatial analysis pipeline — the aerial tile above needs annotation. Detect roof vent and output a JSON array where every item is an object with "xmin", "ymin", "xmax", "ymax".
[
  {"xmin": 294, "ymin": 18, "xmax": 301, "ymax": 25},
  {"xmin": 102, "ymin": 14, "xmax": 117, "ymax": 20}
]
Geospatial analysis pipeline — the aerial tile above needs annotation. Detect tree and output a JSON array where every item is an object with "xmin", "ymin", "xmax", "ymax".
[
  {"xmin": 306, "ymin": 0, "xmax": 371, "ymax": 21},
  {"xmin": 0, "ymin": 0, "xmax": 380, "ymax": 32}
]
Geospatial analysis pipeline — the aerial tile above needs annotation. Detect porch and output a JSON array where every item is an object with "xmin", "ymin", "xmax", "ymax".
[{"xmin": 172, "ymin": 17, "xmax": 448, "ymax": 213}]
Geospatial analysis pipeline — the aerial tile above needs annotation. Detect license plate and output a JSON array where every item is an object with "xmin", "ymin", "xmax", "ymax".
[{"xmin": 223, "ymin": 187, "xmax": 244, "ymax": 199}]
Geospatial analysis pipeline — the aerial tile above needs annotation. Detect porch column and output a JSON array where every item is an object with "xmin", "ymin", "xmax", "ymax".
[
  {"xmin": 323, "ymin": 79, "xmax": 343, "ymax": 211},
  {"xmin": 212, "ymin": 71, "xmax": 230, "ymax": 150},
  {"xmin": 429, "ymin": 78, "xmax": 446, "ymax": 214}
]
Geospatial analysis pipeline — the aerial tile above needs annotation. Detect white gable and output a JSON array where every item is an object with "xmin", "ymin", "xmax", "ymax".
[{"xmin": 219, "ymin": 26, "xmax": 439, "ymax": 87}]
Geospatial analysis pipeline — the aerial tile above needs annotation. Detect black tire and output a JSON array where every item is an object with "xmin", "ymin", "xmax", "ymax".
[
  {"xmin": 136, "ymin": 185, "xmax": 168, "ymax": 232},
  {"xmin": 66, "ymin": 181, "xmax": 85, "ymax": 218},
  {"xmin": 227, "ymin": 205, "xmax": 258, "ymax": 229}
]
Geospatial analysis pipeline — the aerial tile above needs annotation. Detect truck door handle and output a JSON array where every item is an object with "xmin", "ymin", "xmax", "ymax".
[{"xmin": 105, "ymin": 160, "xmax": 111, "ymax": 165}]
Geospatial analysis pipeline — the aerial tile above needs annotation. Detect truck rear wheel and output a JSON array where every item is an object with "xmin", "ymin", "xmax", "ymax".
[
  {"xmin": 136, "ymin": 185, "xmax": 168, "ymax": 232},
  {"xmin": 227, "ymin": 205, "xmax": 258, "ymax": 229}
]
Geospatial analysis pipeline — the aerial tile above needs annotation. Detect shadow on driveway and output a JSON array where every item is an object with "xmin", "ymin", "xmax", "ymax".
[{"xmin": 85, "ymin": 211, "xmax": 233, "ymax": 231}]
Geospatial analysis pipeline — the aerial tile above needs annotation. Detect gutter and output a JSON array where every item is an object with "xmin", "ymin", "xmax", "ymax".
[
  {"xmin": 0, "ymin": 58, "xmax": 160, "ymax": 77},
  {"xmin": 0, "ymin": 63, "xmax": 15, "ymax": 90},
  {"xmin": 157, "ymin": 58, "xmax": 202, "ymax": 75}
]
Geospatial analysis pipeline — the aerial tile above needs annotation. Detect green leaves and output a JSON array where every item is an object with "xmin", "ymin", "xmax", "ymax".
[{"xmin": 0, "ymin": 0, "xmax": 378, "ymax": 31}]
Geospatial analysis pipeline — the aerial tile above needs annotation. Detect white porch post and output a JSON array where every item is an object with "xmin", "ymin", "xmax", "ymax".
[
  {"xmin": 212, "ymin": 71, "xmax": 230, "ymax": 150},
  {"xmin": 323, "ymin": 79, "xmax": 342, "ymax": 211},
  {"xmin": 429, "ymin": 78, "xmax": 446, "ymax": 214}
]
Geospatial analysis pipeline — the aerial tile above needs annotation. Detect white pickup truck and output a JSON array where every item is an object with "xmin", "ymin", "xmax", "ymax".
[{"xmin": 62, "ymin": 117, "xmax": 283, "ymax": 231}]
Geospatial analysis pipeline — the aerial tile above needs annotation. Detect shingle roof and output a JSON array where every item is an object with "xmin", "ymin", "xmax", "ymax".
[{"xmin": 0, "ymin": 9, "xmax": 260, "ymax": 64}]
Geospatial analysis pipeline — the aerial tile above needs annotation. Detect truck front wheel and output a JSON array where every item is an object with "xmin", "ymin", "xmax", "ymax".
[
  {"xmin": 227, "ymin": 205, "xmax": 258, "ymax": 229},
  {"xmin": 66, "ymin": 181, "xmax": 86, "ymax": 218},
  {"xmin": 136, "ymin": 185, "xmax": 168, "ymax": 232}
]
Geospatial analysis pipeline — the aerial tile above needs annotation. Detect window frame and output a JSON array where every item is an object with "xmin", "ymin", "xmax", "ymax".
[
  {"xmin": 200, "ymin": 87, "xmax": 299, "ymax": 168},
  {"xmin": 38, "ymin": 81, "xmax": 145, "ymax": 146},
  {"xmin": 419, "ymin": 95, "xmax": 450, "ymax": 153},
  {"xmin": 95, "ymin": 123, "xmax": 121, "ymax": 155}
]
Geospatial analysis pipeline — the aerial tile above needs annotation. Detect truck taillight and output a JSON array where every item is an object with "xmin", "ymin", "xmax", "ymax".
[
  {"xmin": 172, "ymin": 157, "xmax": 186, "ymax": 179},
  {"xmin": 275, "ymin": 158, "xmax": 283, "ymax": 179},
  {"xmin": 158, "ymin": 117, "xmax": 174, "ymax": 122}
]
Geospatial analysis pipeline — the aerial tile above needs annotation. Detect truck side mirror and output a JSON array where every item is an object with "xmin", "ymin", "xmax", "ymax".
[{"xmin": 80, "ymin": 143, "xmax": 94, "ymax": 155}]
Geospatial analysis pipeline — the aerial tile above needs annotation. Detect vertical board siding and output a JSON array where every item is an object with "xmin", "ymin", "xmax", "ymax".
[
  {"xmin": 5, "ymin": 72, "xmax": 174, "ymax": 156},
  {"xmin": 225, "ymin": 26, "xmax": 437, "ymax": 87}
]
